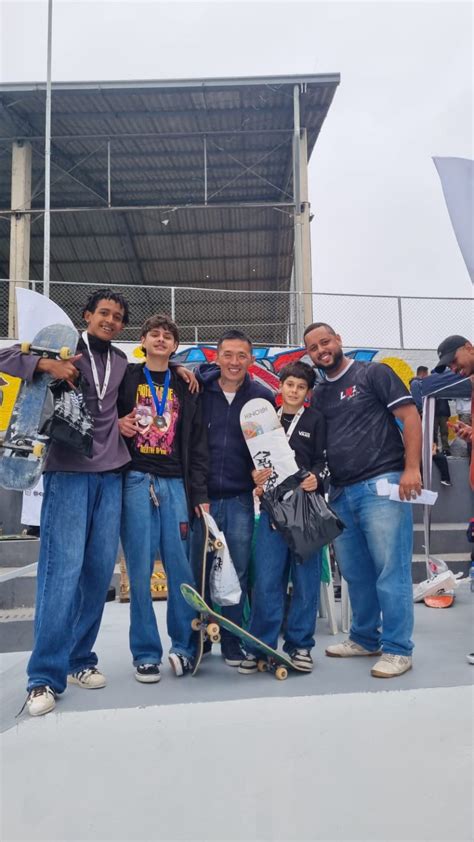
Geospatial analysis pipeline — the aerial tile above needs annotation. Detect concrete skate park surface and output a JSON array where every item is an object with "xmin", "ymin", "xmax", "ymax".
[{"xmin": 1, "ymin": 585, "xmax": 473, "ymax": 842}]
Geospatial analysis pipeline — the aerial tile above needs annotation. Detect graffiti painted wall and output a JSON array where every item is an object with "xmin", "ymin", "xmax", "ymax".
[{"xmin": 0, "ymin": 340, "xmax": 451, "ymax": 432}]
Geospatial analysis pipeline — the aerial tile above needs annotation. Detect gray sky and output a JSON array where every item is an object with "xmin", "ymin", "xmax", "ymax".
[{"xmin": 1, "ymin": 0, "xmax": 472, "ymax": 298}]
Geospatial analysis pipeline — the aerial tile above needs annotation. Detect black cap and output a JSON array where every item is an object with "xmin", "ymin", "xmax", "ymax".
[{"xmin": 434, "ymin": 335, "xmax": 468, "ymax": 372}]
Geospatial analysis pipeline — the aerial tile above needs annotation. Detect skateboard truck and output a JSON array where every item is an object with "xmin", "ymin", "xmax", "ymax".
[
  {"xmin": 20, "ymin": 342, "xmax": 73, "ymax": 360},
  {"xmin": 0, "ymin": 439, "xmax": 45, "ymax": 458}
]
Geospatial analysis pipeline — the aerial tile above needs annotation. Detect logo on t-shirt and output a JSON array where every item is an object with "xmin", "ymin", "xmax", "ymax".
[{"xmin": 340, "ymin": 385, "xmax": 358, "ymax": 401}]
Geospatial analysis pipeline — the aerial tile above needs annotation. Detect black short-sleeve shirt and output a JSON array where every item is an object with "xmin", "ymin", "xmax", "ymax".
[{"xmin": 311, "ymin": 360, "xmax": 414, "ymax": 487}]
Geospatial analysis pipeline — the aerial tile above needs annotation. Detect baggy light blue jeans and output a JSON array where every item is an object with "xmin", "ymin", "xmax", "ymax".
[
  {"xmin": 121, "ymin": 471, "xmax": 197, "ymax": 664},
  {"xmin": 330, "ymin": 471, "xmax": 414, "ymax": 656},
  {"xmin": 27, "ymin": 471, "xmax": 122, "ymax": 693}
]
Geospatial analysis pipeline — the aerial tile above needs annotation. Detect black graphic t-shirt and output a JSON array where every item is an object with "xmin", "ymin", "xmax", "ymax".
[
  {"xmin": 311, "ymin": 360, "xmax": 414, "ymax": 487},
  {"xmin": 127, "ymin": 368, "xmax": 183, "ymax": 476}
]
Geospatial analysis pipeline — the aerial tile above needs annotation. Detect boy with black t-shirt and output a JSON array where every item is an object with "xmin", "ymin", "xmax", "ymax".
[
  {"xmin": 304, "ymin": 322, "xmax": 422, "ymax": 678},
  {"xmin": 118, "ymin": 314, "xmax": 208, "ymax": 682},
  {"xmin": 239, "ymin": 361, "xmax": 327, "ymax": 674}
]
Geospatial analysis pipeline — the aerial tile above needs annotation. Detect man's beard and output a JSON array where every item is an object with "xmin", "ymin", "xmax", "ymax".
[{"xmin": 317, "ymin": 347, "xmax": 344, "ymax": 373}]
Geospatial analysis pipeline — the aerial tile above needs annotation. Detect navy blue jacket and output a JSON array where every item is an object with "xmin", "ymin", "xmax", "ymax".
[{"xmin": 196, "ymin": 363, "xmax": 275, "ymax": 499}]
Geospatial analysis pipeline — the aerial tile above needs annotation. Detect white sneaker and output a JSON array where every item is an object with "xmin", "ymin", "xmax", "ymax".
[
  {"xmin": 68, "ymin": 667, "xmax": 107, "ymax": 689},
  {"xmin": 371, "ymin": 654, "xmax": 412, "ymax": 678},
  {"xmin": 26, "ymin": 685, "xmax": 57, "ymax": 717},
  {"xmin": 413, "ymin": 571, "xmax": 458, "ymax": 603},
  {"xmin": 326, "ymin": 639, "xmax": 381, "ymax": 658}
]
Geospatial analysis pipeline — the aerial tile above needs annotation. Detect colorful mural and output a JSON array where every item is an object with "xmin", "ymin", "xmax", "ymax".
[{"xmin": 0, "ymin": 340, "xmax": 453, "ymax": 432}]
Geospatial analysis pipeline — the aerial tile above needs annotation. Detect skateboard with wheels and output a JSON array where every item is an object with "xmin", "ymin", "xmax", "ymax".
[
  {"xmin": 0, "ymin": 323, "xmax": 78, "ymax": 491},
  {"xmin": 240, "ymin": 398, "xmax": 298, "ymax": 491},
  {"xmin": 190, "ymin": 507, "xmax": 226, "ymax": 676},
  {"xmin": 181, "ymin": 583, "xmax": 308, "ymax": 680}
]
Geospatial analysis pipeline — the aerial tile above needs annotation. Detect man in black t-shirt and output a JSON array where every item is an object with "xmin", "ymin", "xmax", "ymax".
[
  {"xmin": 118, "ymin": 314, "xmax": 208, "ymax": 683},
  {"xmin": 305, "ymin": 322, "xmax": 422, "ymax": 679}
]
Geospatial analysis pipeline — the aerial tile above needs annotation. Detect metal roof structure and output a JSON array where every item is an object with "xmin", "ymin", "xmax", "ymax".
[{"xmin": 0, "ymin": 75, "xmax": 340, "ymax": 341}]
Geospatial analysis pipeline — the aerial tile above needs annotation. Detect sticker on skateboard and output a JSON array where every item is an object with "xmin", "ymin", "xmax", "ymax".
[
  {"xmin": 240, "ymin": 398, "xmax": 298, "ymax": 491},
  {"xmin": 0, "ymin": 323, "xmax": 78, "ymax": 491},
  {"xmin": 181, "ymin": 583, "xmax": 309, "ymax": 680}
]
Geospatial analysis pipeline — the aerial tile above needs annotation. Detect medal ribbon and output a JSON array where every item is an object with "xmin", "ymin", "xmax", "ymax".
[
  {"xmin": 81, "ymin": 331, "xmax": 111, "ymax": 411},
  {"xmin": 143, "ymin": 366, "xmax": 170, "ymax": 420},
  {"xmin": 277, "ymin": 405, "xmax": 305, "ymax": 441}
]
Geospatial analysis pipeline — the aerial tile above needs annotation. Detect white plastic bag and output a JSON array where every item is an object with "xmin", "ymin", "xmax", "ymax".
[{"xmin": 204, "ymin": 512, "xmax": 242, "ymax": 607}]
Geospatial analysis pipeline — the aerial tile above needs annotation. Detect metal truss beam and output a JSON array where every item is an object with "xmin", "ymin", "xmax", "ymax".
[{"xmin": 0, "ymin": 201, "xmax": 295, "ymax": 215}]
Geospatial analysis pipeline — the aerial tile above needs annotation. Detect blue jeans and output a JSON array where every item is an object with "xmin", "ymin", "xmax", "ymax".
[
  {"xmin": 121, "ymin": 472, "xmax": 196, "ymax": 664},
  {"xmin": 247, "ymin": 511, "xmax": 322, "ymax": 653},
  {"xmin": 27, "ymin": 471, "xmax": 122, "ymax": 693},
  {"xmin": 192, "ymin": 493, "xmax": 254, "ymax": 653},
  {"xmin": 330, "ymin": 471, "xmax": 414, "ymax": 656}
]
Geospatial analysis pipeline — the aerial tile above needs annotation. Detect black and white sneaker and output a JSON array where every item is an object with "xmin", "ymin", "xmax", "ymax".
[
  {"xmin": 290, "ymin": 648, "xmax": 313, "ymax": 672},
  {"xmin": 135, "ymin": 664, "xmax": 161, "ymax": 683},
  {"xmin": 168, "ymin": 653, "xmax": 193, "ymax": 677},
  {"xmin": 238, "ymin": 654, "xmax": 258, "ymax": 675},
  {"xmin": 222, "ymin": 642, "xmax": 244, "ymax": 667}
]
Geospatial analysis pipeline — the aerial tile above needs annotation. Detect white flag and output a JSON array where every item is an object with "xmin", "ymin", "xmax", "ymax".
[{"xmin": 433, "ymin": 157, "xmax": 474, "ymax": 283}]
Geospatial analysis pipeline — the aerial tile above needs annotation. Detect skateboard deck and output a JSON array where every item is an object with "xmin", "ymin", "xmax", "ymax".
[
  {"xmin": 0, "ymin": 323, "xmax": 78, "ymax": 491},
  {"xmin": 240, "ymin": 398, "xmax": 298, "ymax": 491},
  {"xmin": 191, "ymin": 508, "xmax": 225, "ymax": 676},
  {"xmin": 181, "ymin": 583, "xmax": 308, "ymax": 680}
]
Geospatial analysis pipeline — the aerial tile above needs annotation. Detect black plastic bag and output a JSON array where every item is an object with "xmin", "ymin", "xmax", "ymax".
[
  {"xmin": 260, "ymin": 470, "xmax": 345, "ymax": 562},
  {"xmin": 39, "ymin": 375, "xmax": 94, "ymax": 457}
]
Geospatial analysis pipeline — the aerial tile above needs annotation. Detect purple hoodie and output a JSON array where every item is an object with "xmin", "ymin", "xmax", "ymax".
[{"xmin": 0, "ymin": 334, "xmax": 130, "ymax": 473}]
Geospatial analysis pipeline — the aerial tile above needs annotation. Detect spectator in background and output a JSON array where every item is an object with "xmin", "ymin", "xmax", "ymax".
[
  {"xmin": 435, "ymin": 335, "xmax": 474, "ymax": 488},
  {"xmin": 410, "ymin": 365, "xmax": 451, "ymax": 454}
]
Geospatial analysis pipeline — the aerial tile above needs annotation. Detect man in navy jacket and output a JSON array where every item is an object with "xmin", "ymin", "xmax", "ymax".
[{"xmin": 195, "ymin": 330, "xmax": 274, "ymax": 665}]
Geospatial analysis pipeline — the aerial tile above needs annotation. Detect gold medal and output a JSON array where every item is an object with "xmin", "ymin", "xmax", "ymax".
[{"xmin": 154, "ymin": 415, "xmax": 167, "ymax": 429}]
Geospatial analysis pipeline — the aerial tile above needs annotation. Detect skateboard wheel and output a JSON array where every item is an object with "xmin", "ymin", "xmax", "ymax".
[
  {"xmin": 207, "ymin": 623, "xmax": 219, "ymax": 637},
  {"xmin": 59, "ymin": 346, "xmax": 71, "ymax": 360},
  {"xmin": 257, "ymin": 660, "xmax": 268, "ymax": 673},
  {"xmin": 275, "ymin": 666, "xmax": 288, "ymax": 681},
  {"xmin": 210, "ymin": 633, "xmax": 221, "ymax": 644},
  {"xmin": 20, "ymin": 342, "xmax": 31, "ymax": 354},
  {"xmin": 213, "ymin": 539, "xmax": 224, "ymax": 550},
  {"xmin": 32, "ymin": 443, "xmax": 45, "ymax": 458},
  {"xmin": 191, "ymin": 618, "xmax": 202, "ymax": 632}
]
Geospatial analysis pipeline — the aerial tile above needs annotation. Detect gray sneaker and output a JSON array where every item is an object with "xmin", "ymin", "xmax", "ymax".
[{"xmin": 326, "ymin": 639, "xmax": 382, "ymax": 658}]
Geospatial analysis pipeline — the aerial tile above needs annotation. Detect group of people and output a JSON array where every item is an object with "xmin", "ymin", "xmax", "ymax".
[{"xmin": 1, "ymin": 288, "xmax": 472, "ymax": 716}]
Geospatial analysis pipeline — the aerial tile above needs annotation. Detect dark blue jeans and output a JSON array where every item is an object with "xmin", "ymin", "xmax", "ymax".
[
  {"xmin": 191, "ymin": 493, "xmax": 254, "ymax": 653},
  {"xmin": 27, "ymin": 471, "xmax": 122, "ymax": 693},
  {"xmin": 330, "ymin": 471, "xmax": 414, "ymax": 656},
  {"xmin": 247, "ymin": 511, "xmax": 322, "ymax": 653}
]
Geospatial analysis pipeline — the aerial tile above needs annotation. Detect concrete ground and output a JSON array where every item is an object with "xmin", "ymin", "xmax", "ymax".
[{"xmin": 1, "ymin": 585, "xmax": 473, "ymax": 842}]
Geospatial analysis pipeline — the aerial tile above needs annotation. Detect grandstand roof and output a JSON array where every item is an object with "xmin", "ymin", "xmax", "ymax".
[{"xmin": 0, "ymin": 74, "xmax": 340, "ymax": 341}]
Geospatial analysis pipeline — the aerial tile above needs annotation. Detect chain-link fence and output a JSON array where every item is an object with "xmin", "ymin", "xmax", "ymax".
[{"xmin": 1, "ymin": 279, "xmax": 472, "ymax": 348}]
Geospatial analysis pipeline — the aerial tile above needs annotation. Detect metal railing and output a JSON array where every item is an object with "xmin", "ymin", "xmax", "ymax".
[{"xmin": 1, "ymin": 279, "xmax": 472, "ymax": 348}]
